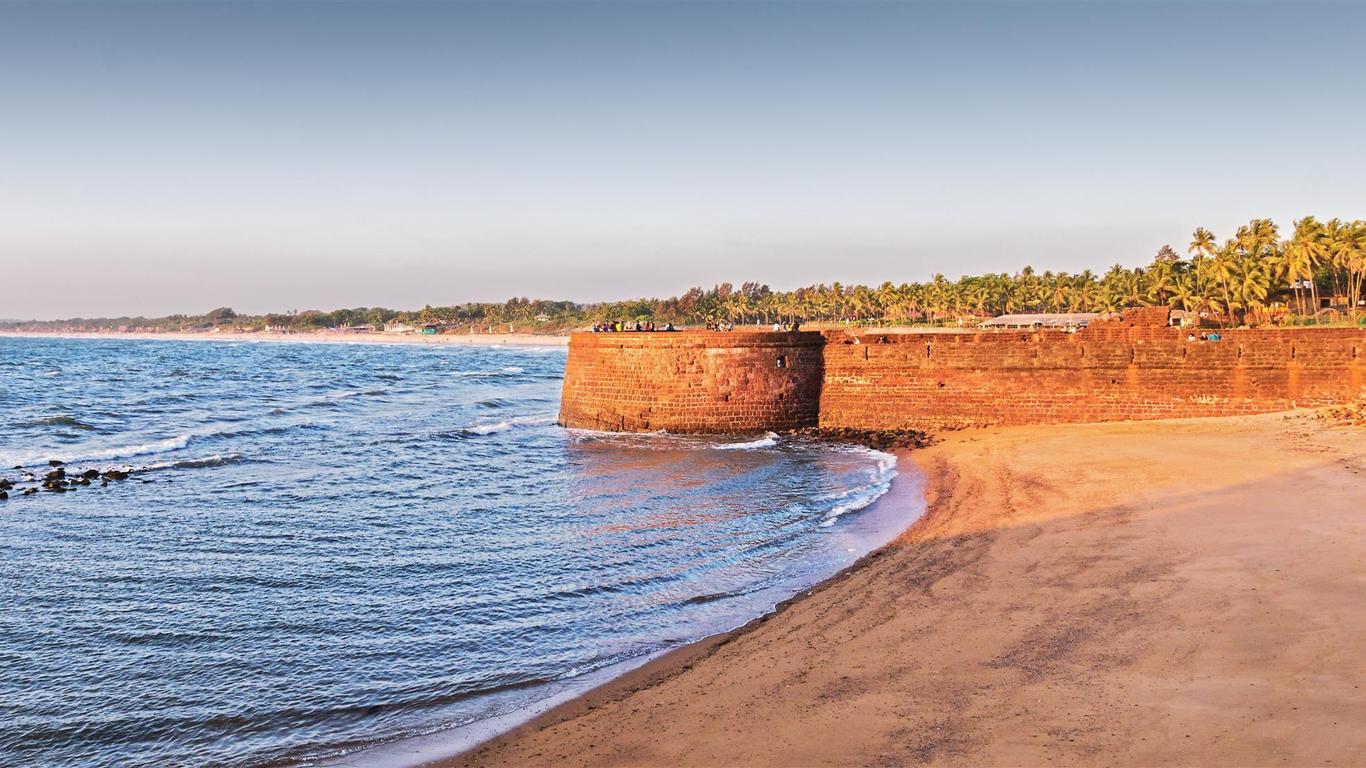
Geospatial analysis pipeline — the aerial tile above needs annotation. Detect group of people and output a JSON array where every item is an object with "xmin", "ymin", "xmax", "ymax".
[
  {"xmin": 1186, "ymin": 331, "xmax": 1223, "ymax": 342},
  {"xmin": 591, "ymin": 321, "xmax": 675, "ymax": 333},
  {"xmin": 588, "ymin": 319, "xmax": 804, "ymax": 333}
]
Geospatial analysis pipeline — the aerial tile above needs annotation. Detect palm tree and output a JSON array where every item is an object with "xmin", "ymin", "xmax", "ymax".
[
  {"xmin": 1282, "ymin": 217, "xmax": 1327, "ymax": 318},
  {"xmin": 1147, "ymin": 256, "xmax": 1178, "ymax": 306},
  {"xmin": 1231, "ymin": 256, "xmax": 1273, "ymax": 325},
  {"xmin": 1189, "ymin": 228, "xmax": 1216, "ymax": 263},
  {"xmin": 1325, "ymin": 219, "xmax": 1366, "ymax": 321}
]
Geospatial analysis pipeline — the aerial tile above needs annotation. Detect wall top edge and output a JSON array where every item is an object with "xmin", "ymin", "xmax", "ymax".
[{"xmin": 568, "ymin": 331, "xmax": 826, "ymax": 348}]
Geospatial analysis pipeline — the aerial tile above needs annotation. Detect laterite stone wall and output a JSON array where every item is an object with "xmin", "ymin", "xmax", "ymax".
[
  {"xmin": 559, "ymin": 321, "xmax": 1366, "ymax": 434},
  {"xmin": 818, "ymin": 326, "xmax": 1365, "ymax": 431},
  {"xmin": 558, "ymin": 331, "xmax": 825, "ymax": 433}
]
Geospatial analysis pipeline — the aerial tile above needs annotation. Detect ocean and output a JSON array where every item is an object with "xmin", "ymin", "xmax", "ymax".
[{"xmin": 0, "ymin": 336, "xmax": 915, "ymax": 767}]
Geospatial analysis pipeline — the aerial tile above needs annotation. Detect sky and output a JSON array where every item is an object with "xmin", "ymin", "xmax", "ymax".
[{"xmin": 2, "ymin": 2, "xmax": 1365, "ymax": 320}]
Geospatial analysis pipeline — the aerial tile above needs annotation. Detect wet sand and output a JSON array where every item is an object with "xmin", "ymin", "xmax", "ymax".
[{"xmin": 442, "ymin": 412, "xmax": 1366, "ymax": 767}]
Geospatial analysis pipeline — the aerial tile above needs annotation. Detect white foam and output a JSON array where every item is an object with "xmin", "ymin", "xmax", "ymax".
[
  {"xmin": 465, "ymin": 421, "xmax": 511, "ymax": 435},
  {"xmin": 711, "ymin": 432, "xmax": 779, "ymax": 451},
  {"xmin": 4, "ymin": 433, "xmax": 195, "ymax": 466},
  {"xmin": 462, "ymin": 413, "xmax": 557, "ymax": 436},
  {"xmin": 450, "ymin": 366, "xmax": 525, "ymax": 378},
  {"xmin": 139, "ymin": 453, "xmax": 243, "ymax": 471},
  {"xmin": 818, "ymin": 449, "xmax": 899, "ymax": 528}
]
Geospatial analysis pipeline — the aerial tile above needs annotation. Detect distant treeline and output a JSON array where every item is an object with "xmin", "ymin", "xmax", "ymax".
[{"xmin": 6, "ymin": 217, "xmax": 1364, "ymax": 332}]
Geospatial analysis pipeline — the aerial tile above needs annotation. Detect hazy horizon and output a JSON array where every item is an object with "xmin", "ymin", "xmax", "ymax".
[{"xmin": 3, "ymin": 2, "xmax": 1365, "ymax": 321}]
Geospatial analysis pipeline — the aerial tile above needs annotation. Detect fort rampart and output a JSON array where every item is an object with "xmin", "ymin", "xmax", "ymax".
[
  {"xmin": 558, "ymin": 331, "xmax": 826, "ymax": 433},
  {"xmin": 558, "ymin": 314, "xmax": 1365, "ymax": 433}
]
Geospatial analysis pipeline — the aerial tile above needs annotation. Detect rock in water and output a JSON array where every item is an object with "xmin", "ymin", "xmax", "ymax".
[
  {"xmin": 81, "ymin": 469, "xmax": 99, "ymax": 480},
  {"xmin": 48, "ymin": 459, "xmax": 64, "ymax": 467},
  {"xmin": 0, "ymin": 491, "xmax": 8, "ymax": 501}
]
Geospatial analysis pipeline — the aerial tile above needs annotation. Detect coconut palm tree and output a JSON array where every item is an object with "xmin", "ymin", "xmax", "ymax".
[
  {"xmin": 1325, "ymin": 219, "xmax": 1366, "ymax": 321},
  {"xmin": 1282, "ymin": 217, "xmax": 1327, "ymax": 317}
]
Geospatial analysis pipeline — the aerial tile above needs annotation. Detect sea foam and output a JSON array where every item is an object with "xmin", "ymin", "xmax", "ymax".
[{"xmin": 710, "ymin": 432, "xmax": 780, "ymax": 450}]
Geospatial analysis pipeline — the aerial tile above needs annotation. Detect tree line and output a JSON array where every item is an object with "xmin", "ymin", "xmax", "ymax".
[{"xmin": 6, "ymin": 217, "xmax": 1362, "ymax": 333}]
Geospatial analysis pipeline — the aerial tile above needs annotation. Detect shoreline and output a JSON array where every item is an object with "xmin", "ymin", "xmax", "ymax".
[
  {"xmin": 413, "ymin": 447, "xmax": 934, "ymax": 768},
  {"xmin": 441, "ymin": 411, "xmax": 1366, "ymax": 767},
  {"xmin": 308, "ymin": 448, "xmax": 925, "ymax": 768},
  {"xmin": 0, "ymin": 330, "xmax": 569, "ymax": 348}
]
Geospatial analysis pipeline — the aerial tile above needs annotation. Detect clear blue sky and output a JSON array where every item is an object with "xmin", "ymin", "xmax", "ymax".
[{"xmin": 2, "ymin": 1, "xmax": 1364, "ymax": 319}]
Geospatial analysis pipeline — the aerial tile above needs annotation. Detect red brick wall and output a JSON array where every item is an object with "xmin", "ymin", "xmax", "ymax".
[
  {"xmin": 560, "ymin": 327, "xmax": 1366, "ymax": 433},
  {"xmin": 558, "ymin": 331, "xmax": 825, "ymax": 432},
  {"xmin": 819, "ymin": 327, "xmax": 1366, "ymax": 430}
]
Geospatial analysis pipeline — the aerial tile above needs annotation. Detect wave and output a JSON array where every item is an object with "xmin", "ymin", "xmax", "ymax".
[
  {"xmin": 817, "ymin": 447, "xmax": 898, "ymax": 528},
  {"xmin": 818, "ymin": 491, "xmax": 883, "ymax": 527},
  {"xmin": 450, "ymin": 366, "xmax": 525, "ymax": 378},
  {"xmin": 0, "ymin": 434, "xmax": 191, "ymax": 467},
  {"xmin": 20, "ymin": 415, "xmax": 97, "ymax": 431},
  {"xmin": 137, "ymin": 453, "xmax": 247, "ymax": 471},
  {"xmin": 67, "ymin": 434, "xmax": 193, "ymax": 463},
  {"xmin": 709, "ymin": 432, "xmax": 779, "ymax": 451},
  {"xmin": 459, "ymin": 413, "xmax": 558, "ymax": 436},
  {"xmin": 476, "ymin": 398, "xmax": 516, "ymax": 410},
  {"xmin": 322, "ymin": 388, "xmax": 389, "ymax": 401},
  {"xmin": 1, "ymin": 419, "xmax": 323, "ymax": 467}
]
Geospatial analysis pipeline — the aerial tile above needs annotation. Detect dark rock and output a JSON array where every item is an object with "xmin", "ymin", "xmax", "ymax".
[
  {"xmin": 81, "ymin": 469, "xmax": 99, "ymax": 480},
  {"xmin": 0, "ymin": 479, "xmax": 11, "ymax": 491},
  {"xmin": 102, "ymin": 469, "xmax": 130, "ymax": 481},
  {"xmin": 0, "ymin": 491, "xmax": 7, "ymax": 500},
  {"xmin": 22, "ymin": 487, "xmax": 38, "ymax": 496},
  {"xmin": 789, "ymin": 426, "xmax": 934, "ymax": 452},
  {"xmin": 49, "ymin": 459, "xmax": 64, "ymax": 467},
  {"xmin": 44, "ymin": 469, "xmax": 65, "ymax": 482}
]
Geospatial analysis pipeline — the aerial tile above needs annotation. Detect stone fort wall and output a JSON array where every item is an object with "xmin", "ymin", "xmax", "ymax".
[
  {"xmin": 558, "ymin": 316, "xmax": 1365, "ymax": 433},
  {"xmin": 558, "ymin": 331, "xmax": 826, "ymax": 433}
]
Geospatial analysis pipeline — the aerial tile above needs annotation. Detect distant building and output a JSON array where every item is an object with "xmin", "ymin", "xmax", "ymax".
[
  {"xmin": 979, "ymin": 312, "xmax": 1098, "ymax": 331},
  {"xmin": 534, "ymin": 313, "xmax": 551, "ymax": 322}
]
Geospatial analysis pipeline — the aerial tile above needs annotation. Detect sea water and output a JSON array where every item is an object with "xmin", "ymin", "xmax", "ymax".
[{"xmin": 0, "ymin": 337, "xmax": 916, "ymax": 767}]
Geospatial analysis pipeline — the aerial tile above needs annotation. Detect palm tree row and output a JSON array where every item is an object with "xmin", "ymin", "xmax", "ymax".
[
  {"xmin": 9, "ymin": 217, "xmax": 1361, "ymax": 333},
  {"xmin": 691, "ymin": 217, "xmax": 1365, "ymax": 328}
]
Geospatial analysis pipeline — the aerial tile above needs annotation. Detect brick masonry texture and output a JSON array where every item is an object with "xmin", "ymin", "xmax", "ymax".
[
  {"xmin": 559, "ymin": 321, "xmax": 1366, "ymax": 433},
  {"xmin": 558, "ymin": 331, "xmax": 826, "ymax": 433}
]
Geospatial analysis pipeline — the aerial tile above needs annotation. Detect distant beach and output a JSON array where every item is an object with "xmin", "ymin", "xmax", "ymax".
[{"xmin": 0, "ymin": 329, "xmax": 568, "ymax": 347}]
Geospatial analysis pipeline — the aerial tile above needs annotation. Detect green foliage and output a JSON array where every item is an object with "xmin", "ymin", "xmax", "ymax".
[{"xmin": 5, "ymin": 218, "xmax": 1363, "ymax": 332}]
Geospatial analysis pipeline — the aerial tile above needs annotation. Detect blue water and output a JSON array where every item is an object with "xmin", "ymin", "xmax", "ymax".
[{"xmin": 0, "ymin": 336, "xmax": 907, "ymax": 768}]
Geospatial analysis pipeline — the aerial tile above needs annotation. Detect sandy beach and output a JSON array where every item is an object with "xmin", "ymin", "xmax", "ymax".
[
  {"xmin": 0, "ymin": 330, "xmax": 569, "ymax": 347},
  {"xmin": 444, "ymin": 411, "xmax": 1366, "ymax": 767}
]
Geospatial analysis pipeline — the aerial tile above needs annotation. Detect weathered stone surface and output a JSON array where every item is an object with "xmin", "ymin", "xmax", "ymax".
[
  {"xmin": 560, "ymin": 323, "xmax": 1365, "ymax": 434},
  {"xmin": 559, "ymin": 331, "xmax": 825, "ymax": 433}
]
